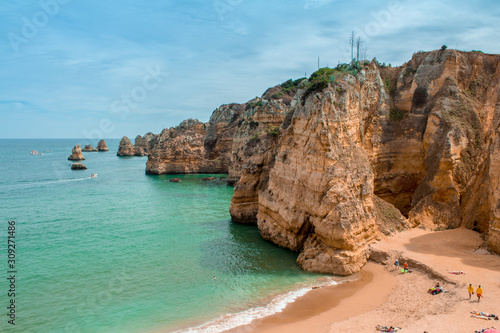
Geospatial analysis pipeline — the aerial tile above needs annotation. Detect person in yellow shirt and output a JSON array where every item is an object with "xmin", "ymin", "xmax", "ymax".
[
  {"xmin": 467, "ymin": 284, "xmax": 474, "ymax": 299},
  {"xmin": 476, "ymin": 285, "xmax": 483, "ymax": 302}
]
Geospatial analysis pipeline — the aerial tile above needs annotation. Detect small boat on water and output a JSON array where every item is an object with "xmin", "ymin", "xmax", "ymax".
[
  {"xmin": 90, "ymin": 174, "xmax": 98, "ymax": 178},
  {"xmin": 30, "ymin": 150, "xmax": 38, "ymax": 155}
]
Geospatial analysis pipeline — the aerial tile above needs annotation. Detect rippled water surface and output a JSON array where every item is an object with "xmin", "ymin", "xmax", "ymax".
[{"xmin": 0, "ymin": 139, "xmax": 325, "ymax": 333}]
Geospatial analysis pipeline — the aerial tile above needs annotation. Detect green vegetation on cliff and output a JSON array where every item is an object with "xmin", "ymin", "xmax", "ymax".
[{"xmin": 302, "ymin": 61, "xmax": 363, "ymax": 103}]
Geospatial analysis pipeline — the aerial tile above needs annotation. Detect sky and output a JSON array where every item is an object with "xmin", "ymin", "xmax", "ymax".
[{"xmin": 0, "ymin": 0, "xmax": 499, "ymax": 139}]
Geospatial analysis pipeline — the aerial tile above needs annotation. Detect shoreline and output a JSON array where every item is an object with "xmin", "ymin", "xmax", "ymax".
[
  {"xmin": 226, "ymin": 262, "xmax": 396, "ymax": 333},
  {"xmin": 221, "ymin": 228, "xmax": 500, "ymax": 333}
]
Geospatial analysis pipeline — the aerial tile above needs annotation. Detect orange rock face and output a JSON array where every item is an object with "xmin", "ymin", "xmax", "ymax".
[
  {"xmin": 230, "ymin": 49, "xmax": 500, "ymax": 274},
  {"xmin": 68, "ymin": 145, "xmax": 85, "ymax": 161},
  {"xmin": 97, "ymin": 140, "xmax": 109, "ymax": 151},
  {"xmin": 145, "ymin": 112, "xmax": 242, "ymax": 174},
  {"xmin": 134, "ymin": 133, "xmax": 156, "ymax": 156},
  {"xmin": 117, "ymin": 136, "xmax": 135, "ymax": 156},
  {"xmin": 142, "ymin": 49, "xmax": 500, "ymax": 273}
]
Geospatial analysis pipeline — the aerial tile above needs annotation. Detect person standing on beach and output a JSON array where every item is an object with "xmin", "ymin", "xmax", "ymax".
[
  {"xmin": 394, "ymin": 259, "xmax": 399, "ymax": 271},
  {"xmin": 403, "ymin": 262, "xmax": 408, "ymax": 272},
  {"xmin": 476, "ymin": 285, "xmax": 483, "ymax": 302},
  {"xmin": 467, "ymin": 284, "xmax": 474, "ymax": 299}
]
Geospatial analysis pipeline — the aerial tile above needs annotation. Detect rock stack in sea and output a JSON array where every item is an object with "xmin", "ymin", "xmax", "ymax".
[
  {"xmin": 134, "ymin": 132, "xmax": 156, "ymax": 156},
  {"xmin": 97, "ymin": 140, "xmax": 109, "ymax": 151},
  {"xmin": 117, "ymin": 137, "xmax": 135, "ymax": 156},
  {"xmin": 68, "ymin": 145, "xmax": 85, "ymax": 161},
  {"xmin": 82, "ymin": 144, "xmax": 98, "ymax": 152},
  {"xmin": 136, "ymin": 49, "xmax": 500, "ymax": 274},
  {"xmin": 71, "ymin": 163, "xmax": 87, "ymax": 170}
]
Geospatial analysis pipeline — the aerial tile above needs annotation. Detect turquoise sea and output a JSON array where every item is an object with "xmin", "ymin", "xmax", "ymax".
[{"xmin": 0, "ymin": 139, "xmax": 332, "ymax": 333}]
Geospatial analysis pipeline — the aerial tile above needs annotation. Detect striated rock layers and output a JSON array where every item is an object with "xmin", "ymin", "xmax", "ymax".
[
  {"xmin": 134, "ymin": 132, "xmax": 157, "ymax": 156},
  {"xmin": 140, "ymin": 49, "xmax": 500, "ymax": 274},
  {"xmin": 230, "ymin": 49, "xmax": 500, "ymax": 274},
  {"xmin": 117, "ymin": 136, "xmax": 135, "ymax": 156},
  {"xmin": 232, "ymin": 66, "xmax": 399, "ymax": 275},
  {"xmin": 228, "ymin": 87, "xmax": 298, "ymax": 223},
  {"xmin": 146, "ymin": 102, "xmax": 246, "ymax": 174},
  {"xmin": 117, "ymin": 134, "xmax": 158, "ymax": 156},
  {"xmin": 97, "ymin": 140, "xmax": 109, "ymax": 151},
  {"xmin": 68, "ymin": 145, "xmax": 85, "ymax": 161}
]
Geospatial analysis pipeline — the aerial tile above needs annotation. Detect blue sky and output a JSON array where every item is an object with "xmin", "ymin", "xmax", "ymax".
[{"xmin": 0, "ymin": 0, "xmax": 498, "ymax": 139}]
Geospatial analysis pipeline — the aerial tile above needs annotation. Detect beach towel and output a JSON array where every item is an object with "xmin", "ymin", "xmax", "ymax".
[
  {"xmin": 449, "ymin": 270, "xmax": 465, "ymax": 275},
  {"xmin": 471, "ymin": 312, "xmax": 499, "ymax": 320},
  {"xmin": 475, "ymin": 329, "xmax": 500, "ymax": 333}
]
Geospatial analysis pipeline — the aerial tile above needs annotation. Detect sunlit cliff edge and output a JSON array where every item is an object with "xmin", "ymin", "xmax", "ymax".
[{"xmin": 121, "ymin": 49, "xmax": 500, "ymax": 275}]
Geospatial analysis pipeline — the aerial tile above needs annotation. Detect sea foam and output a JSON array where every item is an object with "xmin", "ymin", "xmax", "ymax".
[{"xmin": 175, "ymin": 278, "xmax": 337, "ymax": 333}]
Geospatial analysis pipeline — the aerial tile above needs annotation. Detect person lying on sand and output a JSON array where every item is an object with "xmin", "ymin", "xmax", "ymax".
[
  {"xmin": 470, "ymin": 311, "xmax": 498, "ymax": 320},
  {"xmin": 376, "ymin": 325, "xmax": 401, "ymax": 332},
  {"xmin": 449, "ymin": 270, "xmax": 465, "ymax": 275}
]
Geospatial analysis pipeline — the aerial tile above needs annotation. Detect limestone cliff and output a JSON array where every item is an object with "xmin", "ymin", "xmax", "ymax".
[
  {"xmin": 229, "ymin": 49, "xmax": 500, "ymax": 274},
  {"xmin": 140, "ymin": 49, "xmax": 500, "ymax": 274},
  {"xmin": 234, "ymin": 64, "xmax": 398, "ymax": 274},
  {"xmin": 146, "ymin": 102, "xmax": 245, "ymax": 174},
  {"xmin": 134, "ymin": 132, "xmax": 156, "ymax": 156},
  {"xmin": 229, "ymin": 82, "xmax": 303, "ymax": 223}
]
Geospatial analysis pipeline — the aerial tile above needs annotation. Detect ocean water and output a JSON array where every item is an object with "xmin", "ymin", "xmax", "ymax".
[{"xmin": 0, "ymin": 139, "xmax": 332, "ymax": 333}]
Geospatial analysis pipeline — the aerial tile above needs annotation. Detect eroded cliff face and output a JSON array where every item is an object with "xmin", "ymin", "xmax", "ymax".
[
  {"xmin": 145, "ymin": 108, "xmax": 241, "ymax": 174},
  {"xmin": 387, "ymin": 51, "xmax": 500, "ymax": 240},
  {"xmin": 134, "ymin": 132, "xmax": 157, "ymax": 156},
  {"xmin": 228, "ymin": 87, "xmax": 297, "ymax": 224},
  {"xmin": 236, "ymin": 65, "xmax": 397, "ymax": 275},
  {"xmin": 230, "ymin": 49, "xmax": 500, "ymax": 274},
  {"xmin": 140, "ymin": 49, "xmax": 500, "ymax": 274}
]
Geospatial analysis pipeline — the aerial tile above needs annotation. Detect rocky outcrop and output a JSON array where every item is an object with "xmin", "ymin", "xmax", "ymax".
[
  {"xmin": 117, "ymin": 137, "xmax": 135, "ymax": 156},
  {"xmin": 146, "ymin": 119, "xmax": 210, "ymax": 174},
  {"xmin": 229, "ymin": 49, "xmax": 500, "ymax": 273},
  {"xmin": 68, "ymin": 145, "xmax": 85, "ymax": 161},
  {"xmin": 169, "ymin": 178, "xmax": 181, "ymax": 183},
  {"xmin": 82, "ymin": 144, "xmax": 97, "ymax": 152},
  {"xmin": 139, "ymin": 49, "xmax": 500, "ymax": 273},
  {"xmin": 71, "ymin": 163, "xmax": 87, "ymax": 170},
  {"xmin": 97, "ymin": 140, "xmax": 109, "ymax": 151},
  {"xmin": 228, "ymin": 91, "xmax": 295, "ymax": 223},
  {"xmin": 146, "ymin": 103, "xmax": 245, "ymax": 174},
  {"xmin": 202, "ymin": 177, "xmax": 217, "ymax": 181},
  {"xmin": 134, "ymin": 132, "xmax": 156, "ymax": 156},
  {"xmin": 238, "ymin": 66, "xmax": 391, "ymax": 275}
]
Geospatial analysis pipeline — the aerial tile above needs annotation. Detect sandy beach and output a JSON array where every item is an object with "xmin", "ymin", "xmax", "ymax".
[{"xmin": 228, "ymin": 228, "xmax": 500, "ymax": 333}]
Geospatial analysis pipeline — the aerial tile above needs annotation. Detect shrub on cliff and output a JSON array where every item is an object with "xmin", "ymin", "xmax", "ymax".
[
  {"xmin": 265, "ymin": 125, "xmax": 280, "ymax": 136},
  {"xmin": 302, "ymin": 63, "xmax": 360, "ymax": 104},
  {"xmin": 270, "ymin": 78, "xmax": 307, "ymax": 101}
]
